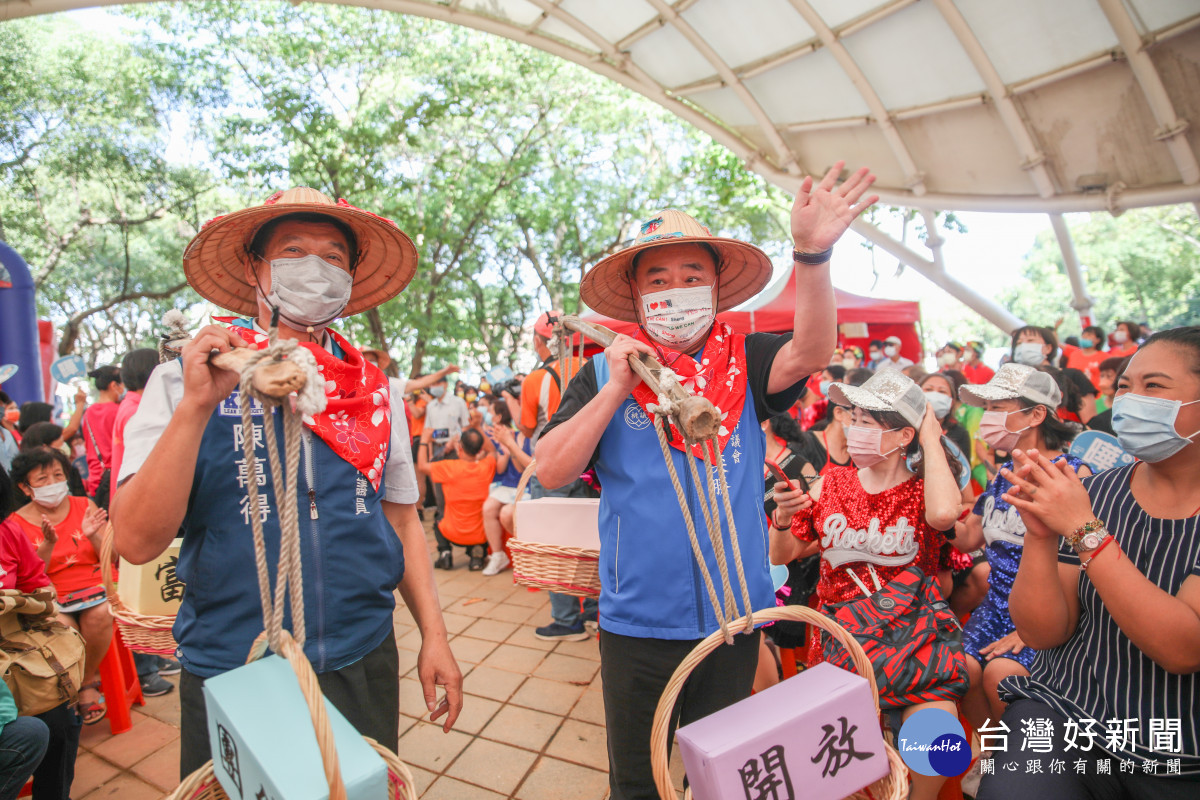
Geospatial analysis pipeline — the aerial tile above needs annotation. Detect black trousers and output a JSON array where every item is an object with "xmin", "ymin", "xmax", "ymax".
[
  {"xmin": 977, "ymin": 699, "xmax": 1200, "ymax": 800},
  {"xmin": 178, "ymin": 629, "xmax": 400, "ymax": 780},
  {"xmin": 29, "ymin": 703, "xmax": 79, "ymax": 800},
  {"xmin": 599, "ymin": 628, "xmax": 760, "ymax": 800}
]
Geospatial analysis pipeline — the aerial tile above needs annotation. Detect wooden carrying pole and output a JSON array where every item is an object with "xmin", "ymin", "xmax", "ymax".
[
  {"xmin": 560, "ymin": 315, "xmax": 721, "ymax": 442},
  {"xmin": 162, "ymin": 339, "xmax": 309, "ymax": 400}
]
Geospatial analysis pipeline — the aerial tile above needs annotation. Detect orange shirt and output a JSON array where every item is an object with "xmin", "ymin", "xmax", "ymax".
[
  {"xmin": 1065, "ymin": 348, "xmax": 1107, "ymax": 388},
  {"xmin": 12, "ymin": 497, "xmax": 102, "ymax": 596},
  {"xmin": 427, "ymin": 456, "xmax": 496, "ymax": 546},
  {"xmin": 408, "ymin": 396, "xmax": 427, "ymax": 439},
  {"xmin": 519, "ymin": 356, "xmax": 586, "ymax": 436}
]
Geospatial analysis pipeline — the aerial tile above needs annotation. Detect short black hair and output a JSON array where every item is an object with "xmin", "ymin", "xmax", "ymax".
[
  {"xmin": 10, "ymin": 448, "xmax": 72, "ymax": 488},
  {"xmin": 845, "ymin": 368, "xmax": 874, "ymax": 387},
  {"xmin": 17, "ymin": 402, "xmax": 53, "ymax": 434},
  {"xmin": 88, "ymin": 364, "xmax": 122, "ymax": 391},
  {"xmin": 461, "ymin": 428, "xmax": 484, "ymax": 457},
  {"xmin": 868, "ymin": 340, "xmax": 885, "ymax": 350},
  {"xmin": 0, "ymin": 391, "xmax": 11, "ymax": 406},
  {"xmin": 18, "ymin": 422, "xmax": 64, "ymax": 452},
  {"xmin": 248, "ymin": 212, "xmax": 360, "ymax": 270},
  {"xmin": 1010, "ymin": 325, "xmax": 1058, "ymax": 354},
  {"xmin": 823, "ymin": 364, "xmax": 846, "ymax": 381},
  {"xmin": 1141, "ymin": 325, "xmax": 1200, "ymax": 376},
  {"xmin": 1099, "ymin": 356, "xmax": 1129, "ymax": 376},
  {"xmin": 120, "ymin": 348, "xmax": 160, "ymax": 393}
]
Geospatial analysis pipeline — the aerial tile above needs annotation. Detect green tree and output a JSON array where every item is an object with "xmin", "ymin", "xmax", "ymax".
[
  {"xmin": 1002, "ymin": 206, "xmax": 1200, "ymax": 340},
  {"xmin": 0, "ymin": 16, "xmax": 218, "ymax": 361}
]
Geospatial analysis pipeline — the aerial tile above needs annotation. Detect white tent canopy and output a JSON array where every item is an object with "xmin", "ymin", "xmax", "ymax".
[{"xmin": 6, "ymin": 0, "xmax": 1200, "ymax": 330}]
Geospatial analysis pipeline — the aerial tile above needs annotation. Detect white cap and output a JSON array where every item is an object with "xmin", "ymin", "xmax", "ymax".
[
  {"xmin": 885, "ymin": 335, "xmax": 902, "ymax": 346},
  {"xmin": 828, "ymin": 369, "xmax": 926, "ymax": 428},
  {"xmin": 958, "ymin": 363, "xmax": 1063, "ymax": 408}
]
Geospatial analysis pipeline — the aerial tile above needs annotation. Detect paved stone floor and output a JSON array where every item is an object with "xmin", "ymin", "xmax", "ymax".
[{"xmin": 69, "ymin": 521, "xmax": 690, "ymax": 799}]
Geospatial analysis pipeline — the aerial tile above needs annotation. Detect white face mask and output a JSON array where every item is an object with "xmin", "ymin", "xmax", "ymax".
[
  {"xmin": 31, "ymin": 481, "xmax": 69, "ymax": 509},
  {"xmin": 924, "ymin": 391, "xmax": 953, "ymax": 420},
  {"xmin": 1013, "ymin": 342, "xmax": 1046, "ymax": 366},
  {"xmin": 1113, "ymin": 330, "xmax": 1129, "ymax": 344},
  {"xmin": 884, "ymin": 345, "xmax": 898, "ymax": 358},
  {"xmin": 937, "ymin": 352, "xmax": 957, "ymax": 367},
  {"xmin": 261, "ymin": 254, "xmax": 353, "ymax": 330},
  {"xmin": 640, "ymin": 285, "xmax": 715, "ymax": 348}
]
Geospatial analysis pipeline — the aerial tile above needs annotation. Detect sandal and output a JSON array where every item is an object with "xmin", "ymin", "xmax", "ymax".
[{"xmin": 77, "ymin": 681, "xmax": 107, "ymax": 726}]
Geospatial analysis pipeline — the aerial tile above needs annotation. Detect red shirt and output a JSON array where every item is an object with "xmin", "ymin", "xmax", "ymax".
[
  {"xmin": 108, "ymin": 391, "xmax": 141, "ymax": 506},
  {"xmin": 791, "ymin": 466, "xmax": 946, "ymax": 606},
  {"xmin": 81, "ymin": 401, "xmax": 119, "ymax": 495},
  {"xmin": 11, "ymin": 497, "xmax": 102, "ymax": 596},
  {"xmin": 961, "ymin": 362, "xmax": 995, "ymax": 385},
  {"xmin": 0, "ymin": 518, "xmax": 51, "ymax": 593},
  {"xmin": 1065, "ymin": 349, "xmax": 1107, "ymax": 388}
]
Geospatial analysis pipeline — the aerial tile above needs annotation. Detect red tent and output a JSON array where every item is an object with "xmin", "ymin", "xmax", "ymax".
[{"xmin": 579, "ymin": 271, "xmax": 923, "ymax": 361}]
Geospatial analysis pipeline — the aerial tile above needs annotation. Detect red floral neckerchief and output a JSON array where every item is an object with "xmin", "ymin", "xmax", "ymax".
[
  {"xmin": 632, "ymin": 322, "xmax": 747, "ymax": 464},
  {"xmin": 216, "ymin": 317, "xmax": 391, "ymax": 490}
]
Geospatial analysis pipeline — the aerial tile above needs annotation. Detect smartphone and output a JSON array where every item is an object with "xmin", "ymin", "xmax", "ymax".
[{"xmin": 765, "ymin": 458, "xmax": 809, "ymax": 494}]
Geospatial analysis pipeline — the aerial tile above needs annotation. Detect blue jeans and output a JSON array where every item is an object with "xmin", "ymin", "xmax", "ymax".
[
  {"xmin": 529, "ymin": 476, "xmax": 600, "ymax": 626},
  {"xmin": 0, "ymin": 717, "xmax": 49, "ymax": 800}
]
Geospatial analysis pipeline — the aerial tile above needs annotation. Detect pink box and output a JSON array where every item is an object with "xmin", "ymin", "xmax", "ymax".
[
  {"xmin": 676, "ymin": 662, "xmax": 889, "ymax": 800},
  {"xmin": 514, "ymin": 498, "xmax": 600, "ymax": 550}
]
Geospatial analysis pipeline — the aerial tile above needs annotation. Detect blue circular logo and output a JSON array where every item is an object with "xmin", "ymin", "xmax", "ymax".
[
  {"xmin": 624, "ymin": 404, "xmax": 651, "ymax": 430},
  {"xmin": 897, "ymin": 709, "xmax": 970, "ymax": 777}
]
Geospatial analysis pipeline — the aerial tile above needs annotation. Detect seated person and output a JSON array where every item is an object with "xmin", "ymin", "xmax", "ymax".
[
  {"xmin": 0, "ymin": 506, "xmax": 83, "ymax": 798},
  {"xmin": 416, "ymin": 427, "xmax": 496, "ymax": 571},
  {"xmin": 481, "ymin": 401, "xmax": 532, "ymax": 577},
  {"xmin": 18, "ymin": 422, "xmax": 87, "ymax": 498},
  {"xmin": 5, "ymin": 449, "xmax": 111, "ymax": 725}
]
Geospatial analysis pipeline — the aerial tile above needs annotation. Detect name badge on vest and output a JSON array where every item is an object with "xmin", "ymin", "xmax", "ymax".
[{"xmin": 219, "ymin": 391, "xmax": 264, "ymax": 417}]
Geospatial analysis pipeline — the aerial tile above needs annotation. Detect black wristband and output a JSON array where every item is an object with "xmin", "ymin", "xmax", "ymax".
[{"xmin": 793, "ymin": 247, "xmax": 833, "ymax": 265}]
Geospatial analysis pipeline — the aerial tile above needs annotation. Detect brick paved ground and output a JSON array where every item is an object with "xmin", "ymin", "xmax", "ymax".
[{"xmin": 69, "ymin": 519, "xmax": 690, "ymax": 799}]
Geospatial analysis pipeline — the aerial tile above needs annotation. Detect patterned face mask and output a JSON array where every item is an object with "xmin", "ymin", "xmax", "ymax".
[{"xmin": 640, "ymin": 285, "xmax": 714, "ymax": 348}]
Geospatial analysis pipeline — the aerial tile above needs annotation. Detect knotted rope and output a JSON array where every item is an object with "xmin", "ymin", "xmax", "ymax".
[{"xmin": 647, "ymin": 390, "xmax": 755, "ymax": 646}]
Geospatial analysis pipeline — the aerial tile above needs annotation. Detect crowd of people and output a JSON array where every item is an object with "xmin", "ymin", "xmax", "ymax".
[{"xmin": 0, "ymin": 168, "xmax": 1194, "ymax": 800}]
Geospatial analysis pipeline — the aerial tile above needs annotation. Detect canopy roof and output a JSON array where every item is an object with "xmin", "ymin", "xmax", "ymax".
[{"xmin": 9, "ymin": 0, "xmax": 1197, "ymax": 214}]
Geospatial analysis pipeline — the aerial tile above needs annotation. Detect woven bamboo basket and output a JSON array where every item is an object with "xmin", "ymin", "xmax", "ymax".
[
  {"xmin": 99, "ymin": 524, "xmax": 179, "ymax": 656},
  {"xmin": 166, "ymin": 739, "xmax": 418, "ymax": 800},
  {"xmin": 507, "ymin": 461, "xmax": 600, "ymax": 598},
  {"xmin": 650, "ymin": 605, "xmax": 907, "ymax": 800},
  {"xmin": 165, "ymin": 632, "xmax": 419, "ymax": 800}
]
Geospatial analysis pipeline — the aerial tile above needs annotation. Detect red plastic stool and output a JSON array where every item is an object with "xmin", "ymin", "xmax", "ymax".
[{"xmin": 97, "ymin": 622, "xmax": 144, "ymax": 735}]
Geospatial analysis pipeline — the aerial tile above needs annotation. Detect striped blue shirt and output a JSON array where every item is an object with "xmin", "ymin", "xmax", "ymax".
[{"xmin": 1001, "ymin": 464, "xmax": 1200, "ymax": 775}]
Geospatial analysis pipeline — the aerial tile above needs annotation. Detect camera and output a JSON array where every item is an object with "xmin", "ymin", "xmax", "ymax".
[{"xmin": 493, "ymin": 377, "xmax": 522, "ymax": 398}]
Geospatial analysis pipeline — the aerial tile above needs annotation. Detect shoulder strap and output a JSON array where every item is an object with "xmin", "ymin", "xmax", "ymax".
[{"xmin": 82, "ymin": 414, "xmax": 104, "ymax": 466}]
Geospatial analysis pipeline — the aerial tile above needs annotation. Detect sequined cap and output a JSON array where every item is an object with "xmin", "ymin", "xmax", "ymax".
[
  {"xmin": 958, "ymin": 363, "xmax": 1062, "ymax": 408},
  {"xmin": 828, "ymin": 369, "xmax": 926, "ymax": 427}
]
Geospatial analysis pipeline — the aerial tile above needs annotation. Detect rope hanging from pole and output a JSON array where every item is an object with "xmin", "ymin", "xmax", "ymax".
[{"xmin": 559, "ymin": 315, "xmax": 756, "ymax": 644}]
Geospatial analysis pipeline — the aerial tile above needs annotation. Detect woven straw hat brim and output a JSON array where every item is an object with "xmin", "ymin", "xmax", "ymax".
[
  {"xmin": 182, "ymin": 202, "xmax": 418, "ymax": 317},
  {"xmin": 580, "ymin": 236, "xmax": 773, "ymax": 323}
]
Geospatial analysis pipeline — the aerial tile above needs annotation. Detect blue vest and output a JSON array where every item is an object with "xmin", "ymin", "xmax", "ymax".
[
  {"xmin": 592, "ymin": 347, "xmax": 774, "ymax": 640},
  {"xmin": 174, "ymin": 385, "xmax": 404, "ymax": 677}
]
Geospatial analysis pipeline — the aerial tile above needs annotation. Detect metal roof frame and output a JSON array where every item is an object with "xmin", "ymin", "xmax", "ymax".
[{"xmin": 6, "ymin": 0, "xmax": 1200, "ymax": 334}]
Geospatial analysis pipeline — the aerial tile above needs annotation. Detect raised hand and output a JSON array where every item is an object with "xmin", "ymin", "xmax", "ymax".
[
  {"xmin": 82, "ymin": 505, "xmax": 108, "ymax": 539},
  {"xmin": 1000, "ymin": 449, "xmax": 1095, "ymax": 538},
  {"xmin": 179, "ymin": 324, "xmax": 247, "ymax": 414},
  {"xmin": 39, "ymin": 517, "xmax": 58, "ymax": 549},
  {"xmin": 791, "ymin": 161, "xmax": 879, "ymax": 253}
]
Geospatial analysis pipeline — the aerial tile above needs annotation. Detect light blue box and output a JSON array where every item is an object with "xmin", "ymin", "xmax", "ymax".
[{"xmin": 204, "ymin": 655, "xmax": 388, "ymax": 800}]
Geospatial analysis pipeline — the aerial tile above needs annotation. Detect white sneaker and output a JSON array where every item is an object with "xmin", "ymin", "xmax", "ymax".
[{"xmin": 482, "ymin": 552, "xmax": 510, "ymax": 576}]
